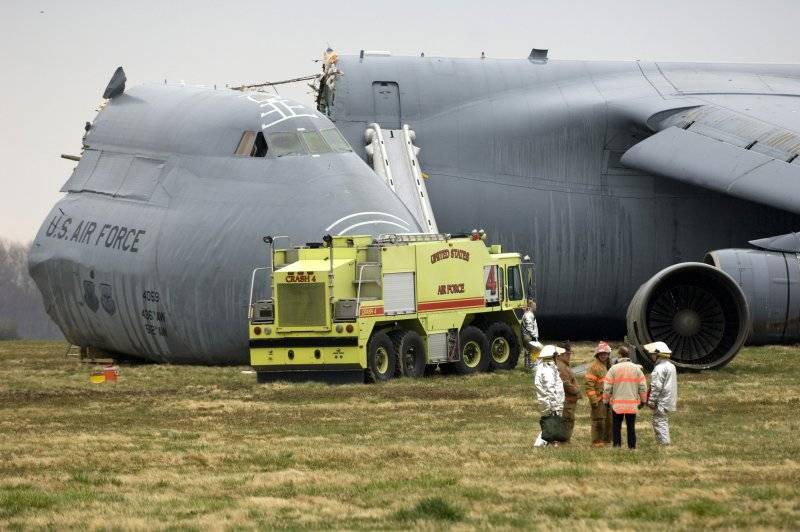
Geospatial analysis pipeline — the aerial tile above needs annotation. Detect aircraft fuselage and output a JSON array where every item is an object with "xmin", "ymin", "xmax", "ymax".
[
  {"xmin": 30, "ymin": 56, "xmax": 800, "ymax": 362},
  {"xmin": 329, "ymin": 56, "xmax": 800, "ymax": 337}
]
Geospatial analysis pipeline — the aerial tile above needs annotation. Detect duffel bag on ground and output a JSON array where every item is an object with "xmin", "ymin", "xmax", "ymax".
[{"xmin": 539, "ymin": 413, "xmax": 569, "ymax": 442}]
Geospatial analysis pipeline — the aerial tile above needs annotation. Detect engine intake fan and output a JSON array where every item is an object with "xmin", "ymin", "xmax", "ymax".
[{"xmin": 626, "ymin": 262, "xmax": 749, "ymax": 371}]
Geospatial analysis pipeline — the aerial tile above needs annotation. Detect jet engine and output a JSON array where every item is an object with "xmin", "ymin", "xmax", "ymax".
[
  {"xmin": 626, "ymin": 262, "xmax": 749, "ymax": 371},
  {"xmin": 704, "ymin": 248, "xmax": 800, "ymax": 345}
]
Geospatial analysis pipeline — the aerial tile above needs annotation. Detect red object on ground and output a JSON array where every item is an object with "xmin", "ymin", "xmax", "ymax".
[{"xmin": 103, "ymin": 365, "xmax": 119, "ymax": 382}]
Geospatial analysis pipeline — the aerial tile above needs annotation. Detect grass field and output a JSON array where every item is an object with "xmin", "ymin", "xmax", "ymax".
[{"xmin": 1, "ymin": 341, "xmax": 799, "ymax": 530}]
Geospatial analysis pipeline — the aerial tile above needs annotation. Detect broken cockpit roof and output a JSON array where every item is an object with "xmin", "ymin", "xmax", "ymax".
[{"xmin": 86, "ymin": 83, "xmax": 341, "ymax": 158}]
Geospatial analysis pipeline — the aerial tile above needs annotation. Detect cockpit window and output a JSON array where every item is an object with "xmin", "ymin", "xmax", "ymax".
[
  {"xmin": 234, "ymin": 131, "xmax": 268, "ymax": 157},
  {"xmin": 253, "ymin": 132, "xmax": 268, "ymax": 157},
  {"xmin": 300, "ymin": 131, "xmax": 334, "ymax": 155},
  {"xmin": 320, "ymin": 128, "xmax": 353, "ymax": 153},
  {"xmin": 235, "ymin": 128, "xmax": 348, "ymax": 158},
  {"xmin": 267, "ymin": 132, "xmax": 307, "ymax": 157}
]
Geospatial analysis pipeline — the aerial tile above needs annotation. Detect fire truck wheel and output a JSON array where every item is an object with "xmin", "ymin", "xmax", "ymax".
[
  {"xmin": 487, "ymin": 322, "xmax": 520, "ymax": 371},
  {"xmin": 366, "ymin": 331, "xmax": 398, "ymax": 383},
  {"xmin": 391, "ymin": 330, "xmax": 426, "ymax": 378},
  {"xmin": 452, "ymin": 326, "xmax": 491, "ymax": 374}
]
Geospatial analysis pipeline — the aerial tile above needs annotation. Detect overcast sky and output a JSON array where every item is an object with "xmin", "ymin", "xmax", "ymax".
[{"xmin": 1, "ymin": 0, "xmax": 798, "ymax": 243}]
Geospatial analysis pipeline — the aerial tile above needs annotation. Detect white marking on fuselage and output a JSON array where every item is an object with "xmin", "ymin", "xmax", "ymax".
[
  {"xmin": 338, "ymin": 220, "xmax": 411, "ymax": 234},
  {"xmin": 325, "ymin": 211, "xmax": 412, "ymax": 232},
  {"xmin": 243, "ymin": 94, "xmax": 319, "ymax": 129}
]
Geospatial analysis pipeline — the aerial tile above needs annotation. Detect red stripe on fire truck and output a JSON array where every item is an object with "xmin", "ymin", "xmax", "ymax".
[{"xmin": 417, "ymin": 297, "xmax": 486, "ymax": 312}]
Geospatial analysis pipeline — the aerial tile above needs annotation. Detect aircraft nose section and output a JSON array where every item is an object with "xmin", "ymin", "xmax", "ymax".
[{"xmin": 311, "ymin": 161, "xmax": 425, "ymax": 236}]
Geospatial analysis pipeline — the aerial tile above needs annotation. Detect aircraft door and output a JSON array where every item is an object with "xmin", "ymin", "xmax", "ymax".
[{"xmin": 372, "ymin": 82, "xmax": 401, "ymax": 129}]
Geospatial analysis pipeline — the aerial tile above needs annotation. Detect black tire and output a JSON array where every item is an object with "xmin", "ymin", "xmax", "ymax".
[
  {"xmin": 450, "ymin": 326, "xmax": 491, "ymax": 374},
  {"xmin": 366, "ymin": 331, "xmax": 397, "ymax": 383},
  {"xmin": 486, "ymin": 322, "xmax": 520, "ymax": 371},
  {"xmin": 391, "ymin": 330, "xmax": 427, "ymax": 378}
]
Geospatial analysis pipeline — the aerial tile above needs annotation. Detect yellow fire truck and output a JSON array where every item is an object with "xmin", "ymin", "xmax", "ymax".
[{"xmin": 248, "ymin": 233, "xmax": 529, "ymax": 383}]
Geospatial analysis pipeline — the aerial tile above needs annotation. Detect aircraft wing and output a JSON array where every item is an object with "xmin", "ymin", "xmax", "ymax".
[{"xmin": 620, "ymin": 100, "xmax": 800, "ymax": 215}]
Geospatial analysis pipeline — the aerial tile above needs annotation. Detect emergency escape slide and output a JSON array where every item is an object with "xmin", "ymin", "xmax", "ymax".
[{"xmin": 365, "ymin": 124, "xmax": 438, "ymax": 234}]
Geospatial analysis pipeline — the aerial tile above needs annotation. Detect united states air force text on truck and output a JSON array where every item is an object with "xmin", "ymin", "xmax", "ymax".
[{"xmin": 248, "ymin": 232, "xmax": 531, "ymax": 383}]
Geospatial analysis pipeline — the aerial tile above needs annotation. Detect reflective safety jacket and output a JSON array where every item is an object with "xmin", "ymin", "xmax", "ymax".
[
  {"xmin": 556, "ymin": 359, "xmax": 582, "ymax": 403},
  {"xmin": 521, "ymin": 310, "xmax": 539, "ymax": 341},
  {"xmin": 648, "ymin": 360, "xmax": 678, "ymax": 412},
  {"xmin": 584, "ymin": 359, "xmax": 609, "ymax": 405},
  {"xmin": 602, "ymin": 358, "xmax": 647, "ymax": 414},
  {"xmin": 534, "ymin": 360, "xmax": 564, "ymax": 414}
]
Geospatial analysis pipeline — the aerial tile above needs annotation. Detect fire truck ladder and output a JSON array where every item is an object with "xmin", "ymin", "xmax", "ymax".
[{"xmin": 365, "ymin": 123, "xmax": 438, "ymax": 233}]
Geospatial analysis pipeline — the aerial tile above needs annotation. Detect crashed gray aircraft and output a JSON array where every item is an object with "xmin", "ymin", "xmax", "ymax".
[{"xmin": 30, "ymin": 51, "xmax": 800, "ymax": 370}]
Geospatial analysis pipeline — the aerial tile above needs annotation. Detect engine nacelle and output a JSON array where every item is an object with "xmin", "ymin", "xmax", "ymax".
[
  {"xmin": 705, "ymin": 249, "xmax": 800, "ymax": 344},
  {"xmin": 626, "ymin": 262, "xmax": 749, "ymax": 371}
]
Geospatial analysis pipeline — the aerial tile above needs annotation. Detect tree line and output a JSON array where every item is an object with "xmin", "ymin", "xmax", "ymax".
[{"xmin": 0, "ymin": 239, "xmax": 63, "ymax": 340}]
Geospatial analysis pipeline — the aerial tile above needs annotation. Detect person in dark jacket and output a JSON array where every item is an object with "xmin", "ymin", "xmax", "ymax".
[{"xmin": 555, "ymin": 341, "xmax": 582, "ymax": 443}]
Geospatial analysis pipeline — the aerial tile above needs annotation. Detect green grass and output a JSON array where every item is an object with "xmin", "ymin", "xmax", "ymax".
[
  {"xmin": 0, "ymin": 486, "xmax": 57, "ymax": 518},
  {"xmin": 393, "ymin": 497, "xmax": 464, "ymax": 522},
  {"xmin": 1, "ymin": 340, "xmax": 799, "ymax": 529},
  {"xmin": 622, "ymin": 503, "xmax": 680, "ymax": 522}
]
